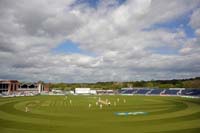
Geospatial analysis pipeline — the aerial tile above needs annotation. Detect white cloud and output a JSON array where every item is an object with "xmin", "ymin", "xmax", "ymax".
[
  {"xmin": 190, "ymin": 7, "xmax": 200, "ymax": 29},
  {"xmin": 190, "ymin": 7, "xmax": 200, "ymax": 38},
  {"xmin": 0, "ymin": 0, "xmax": 200, "ymax": 82}
]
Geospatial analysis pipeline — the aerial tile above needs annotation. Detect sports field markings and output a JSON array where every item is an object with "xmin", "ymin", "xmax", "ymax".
[
  {"xmin": 115, "ymin": 111, "xmax": 148, "ymax": 116},
  {"xmin": 40, "ymin": 100, "xmax": 50, "ymax": 107},
  {"xmin": 0, "ymin": 96, "xmax": 199, "ymax": 133}
]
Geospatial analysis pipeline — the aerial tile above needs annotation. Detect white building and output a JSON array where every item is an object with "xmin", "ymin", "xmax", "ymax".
[
  {"xmin": 75, "ymin": 88, "xmax": 91, "ymax": 94},
  {"xmin": 90, "ymin": 90, "xmax": 97, "ymax": 95}
]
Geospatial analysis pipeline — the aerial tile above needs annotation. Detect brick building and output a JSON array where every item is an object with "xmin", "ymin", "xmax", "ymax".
[
  {"xmin": 0, "ymin": 80, "xmax": 19, "ymax": 94},
  {"xmin": 0, "ymin": 80, "xmax": 49, "ymax": 94}
]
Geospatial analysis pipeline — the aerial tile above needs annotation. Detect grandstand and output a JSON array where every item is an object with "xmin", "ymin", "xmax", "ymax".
[
  {"xmin": 181, "ymin": 89, "xmax": 200, "ymax": 96},
  {"xmin": 134, "ymin": 89, "xmax": 151, "ymax": 95},
  {"xmin": 119, "ymin": 88, "xmax": 200, "ymax": 97},
  {"xmin": 148, "ymin": 89, "xmax": 163, "ymax": 95},
  {"xmin": 96, "ymin": 90, "xmax": 115, "ymax": 95},
  {"xmin": 161, "ymin": 89, "xmax": 180, "ymax": 95},
  {"xmin": 119, "ymin": 88, "xmax": 135, "ymax": 95}
]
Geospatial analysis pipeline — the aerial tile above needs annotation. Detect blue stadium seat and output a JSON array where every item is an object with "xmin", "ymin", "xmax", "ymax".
[
  {"xmin": 120, "ymin": 89, "xmax": 135, "ymax": 94},
  {"xmin": 149, "ymin": 89, "xmax": 163, "ymax": 95},
  {"xmin": 163, "ymin": 89, "xmax": 179, "ymax": 95},
  {"xmin": 135, "ymin": 89, "xmax": 150, "ymax": 95},
  {"xmin": 181, "ymin": 89, "xmax": 200, "ymax": 96}
]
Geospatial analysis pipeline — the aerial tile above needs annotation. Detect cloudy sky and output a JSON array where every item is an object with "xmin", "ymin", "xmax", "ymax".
[{"xmin": 0, "ymin": 0, "xmax": 200, "ymax": 83}]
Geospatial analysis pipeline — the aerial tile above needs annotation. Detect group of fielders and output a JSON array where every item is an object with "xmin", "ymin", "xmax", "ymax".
[{"xmin": 25, "ymin": 96, "xmax": 127, "ymax": 112}]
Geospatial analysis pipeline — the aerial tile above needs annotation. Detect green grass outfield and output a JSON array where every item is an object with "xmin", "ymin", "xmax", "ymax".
[{"xmin": 0, "ymin": 95, "xmax": 200, "ymax": 133}]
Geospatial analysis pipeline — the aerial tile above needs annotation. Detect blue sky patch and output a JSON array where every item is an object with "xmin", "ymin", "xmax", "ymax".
[
  {"xmin": 144, "ymin": 11, "xmax": 196, "ymax": 38},
  {"xmin": 150, "ymin": 45, "xmax": 179, "ymax": 55},
  {"xmin": 74, "ymin": 0, "xmax": 100, "ymax": 8},
  {"xmin": 73, "ymin": 0, "xmax": 126, "ymax": 8},
  {"xmin": 53, "ymin": 40, "xmax": 81, "ymax": 54},
  {"xmin": 52, "ymin": 40, "xmax": 96, "ymax": 57},
  {"xmin": 117, "ymin": 0, "xmax": 126, "ymax": 5}
]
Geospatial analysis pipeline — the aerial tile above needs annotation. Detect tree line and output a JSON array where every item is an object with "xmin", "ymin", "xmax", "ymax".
[{"xmin": 49, "ymin": 77, "xmax": 200, "ymax": 90}]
